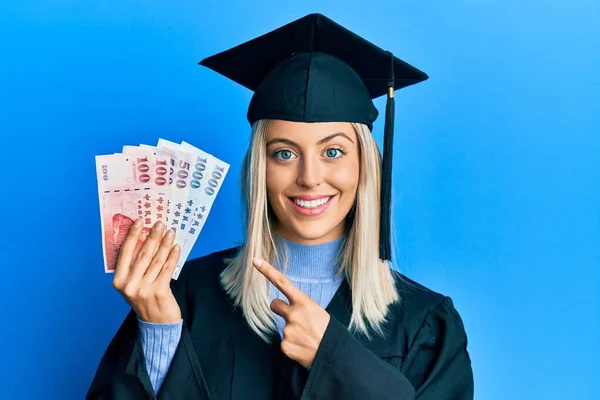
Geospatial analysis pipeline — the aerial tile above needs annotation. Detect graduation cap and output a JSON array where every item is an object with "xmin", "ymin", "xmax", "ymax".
[{"xmin": 199, "ymin": 13, "xmax": 428, "ymax": 261}]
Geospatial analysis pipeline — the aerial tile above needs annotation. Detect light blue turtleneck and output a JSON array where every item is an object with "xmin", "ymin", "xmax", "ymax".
[
  {"xmin": 137, "ymin": 236, "xmax": 345, "ymax": 393},
  {"xmin": 269, "ymin": 236, "xmax": 345, "ymax": 337}
]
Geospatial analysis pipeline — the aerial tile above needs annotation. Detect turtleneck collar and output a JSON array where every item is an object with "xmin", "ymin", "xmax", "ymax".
[{"xmin": 275, "ymin": 235, "xmax": 345, "ymax": 281}]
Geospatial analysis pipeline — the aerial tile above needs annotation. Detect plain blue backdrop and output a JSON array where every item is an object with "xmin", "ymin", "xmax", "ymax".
[{"xmin": 1, "ymin": 1, "xmax": 598, "ymax": 399}]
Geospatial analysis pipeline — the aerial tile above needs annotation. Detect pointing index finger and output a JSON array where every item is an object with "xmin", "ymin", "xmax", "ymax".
[{"xmin": 252, "ymin": 258, "xmax": 300, "ymax": 304}]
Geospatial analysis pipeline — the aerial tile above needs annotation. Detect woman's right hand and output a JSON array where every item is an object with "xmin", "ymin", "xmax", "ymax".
[{"xmin": 112, "ymin": 219, "xmax": 182, "ymax": 324}]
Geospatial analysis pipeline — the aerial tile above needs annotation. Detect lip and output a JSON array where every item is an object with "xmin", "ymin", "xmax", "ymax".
[
  {"xmin": 287, "ymin": 195, "xmax": 335, "ymax": 217},
  {"xmin": 288, "ymin": 194, "xmax": 335, "ymax": 201}
]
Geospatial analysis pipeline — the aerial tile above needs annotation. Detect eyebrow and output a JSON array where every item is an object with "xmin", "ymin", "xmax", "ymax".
[{"xmin": 266, "ymin": 132, "xmax": 355, "ymax": 147}]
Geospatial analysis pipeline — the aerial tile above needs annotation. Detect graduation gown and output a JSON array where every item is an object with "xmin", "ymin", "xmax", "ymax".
[{"xmin": 87, "ymin": 246, "xmax": 474, "ymax": 399}]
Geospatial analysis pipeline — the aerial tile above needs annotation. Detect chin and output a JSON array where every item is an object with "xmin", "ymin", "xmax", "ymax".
[{"xmin": 284, "ymin": 219, "xmax": 343, "ymax": 244}]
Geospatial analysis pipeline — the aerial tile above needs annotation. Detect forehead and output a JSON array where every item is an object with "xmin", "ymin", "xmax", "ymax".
[{"xmin": 266, "ymin": 120, "xmax": 356, "ymax": 143}]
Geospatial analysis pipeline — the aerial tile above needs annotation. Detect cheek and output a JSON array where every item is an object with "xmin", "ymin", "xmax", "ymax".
[
  {"xmin": 265, "ymin": 162, "xmax": 291, "ymax": 200},
  {"xmin": 330, "ymin": 161, "xmax": 359, "ymax": 195}
]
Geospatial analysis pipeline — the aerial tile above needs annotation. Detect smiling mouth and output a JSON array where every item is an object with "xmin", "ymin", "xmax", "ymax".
[
  {"xmin": 289, "ymin": 196, "xmax": 332, "ymax": 209},
  {"xmin": 286, "ymin": 195, "xmax": 335, "ymax": 216}
]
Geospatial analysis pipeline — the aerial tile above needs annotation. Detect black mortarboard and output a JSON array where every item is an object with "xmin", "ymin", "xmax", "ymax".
[{"xmin": 199, "ymin": 13, "xmax": 428, "ymax": 261}]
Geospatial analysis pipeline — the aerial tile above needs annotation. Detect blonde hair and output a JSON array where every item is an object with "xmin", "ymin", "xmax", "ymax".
[{"xmin": 220, "ymin": 119, "xmax": 401, "ymax": 342}]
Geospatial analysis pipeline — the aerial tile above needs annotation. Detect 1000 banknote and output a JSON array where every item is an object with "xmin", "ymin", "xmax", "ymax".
[{"xmin": 95, "ymin": 139, "xmax": 229, "ymax": 279}]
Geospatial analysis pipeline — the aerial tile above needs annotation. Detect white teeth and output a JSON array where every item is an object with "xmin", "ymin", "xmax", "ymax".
[{"xmin": 293, "ymin": 197, "xmax": 330, "ymax": 209}]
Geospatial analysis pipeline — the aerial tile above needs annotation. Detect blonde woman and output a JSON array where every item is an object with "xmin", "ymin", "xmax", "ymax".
[{"xmin": 88, "ymin": 14, "xmax": 474, "ymax": 400}]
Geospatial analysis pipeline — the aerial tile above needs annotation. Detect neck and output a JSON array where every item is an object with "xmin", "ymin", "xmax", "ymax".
[{"xmin": 275, "ymin": 235, "xmax": 344, "ymax": 280}]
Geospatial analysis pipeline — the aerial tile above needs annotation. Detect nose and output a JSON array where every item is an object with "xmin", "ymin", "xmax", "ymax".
[{"xmin": 296, "ymin": 154, "xmax": 323, "ymax": 189}]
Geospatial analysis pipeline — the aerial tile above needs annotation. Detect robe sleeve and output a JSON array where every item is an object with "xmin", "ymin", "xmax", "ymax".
[
  {"xmin": 301, "ymin": 296, "xmax": 473, "ymax": 400},
  {"xmin": 86, "ymin": 271, "xmax": 214, "ymax": 400},
  {"xmin": 401, "ymin": 297, "xmax": 474, "ymax": 399}
]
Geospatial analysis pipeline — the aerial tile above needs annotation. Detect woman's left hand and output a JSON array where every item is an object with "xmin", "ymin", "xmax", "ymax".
[{"xmin": 253, "ymin": 258, "xmax": 331, "ymax": 369}]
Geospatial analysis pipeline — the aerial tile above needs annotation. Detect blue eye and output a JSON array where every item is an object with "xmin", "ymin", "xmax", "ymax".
[
  {"xmin": 274, "ymin": 149, "xmax": 295, "ymax": 160},
  {"xmin": 325, "ymin": 148, "xmax": 343, "ymax": 159}
]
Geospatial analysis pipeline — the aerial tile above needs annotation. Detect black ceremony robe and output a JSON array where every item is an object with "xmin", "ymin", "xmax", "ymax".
[{"xmin": 87, "ymin": 246, "xmax": 474, "ymax": 399}]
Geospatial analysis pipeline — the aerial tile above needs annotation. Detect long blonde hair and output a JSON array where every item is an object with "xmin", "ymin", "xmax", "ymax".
[{"xmin": 219, "ymin": 119, "xmax": 401, "ymax": 342}]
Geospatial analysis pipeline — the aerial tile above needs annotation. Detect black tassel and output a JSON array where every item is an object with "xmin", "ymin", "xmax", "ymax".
[{"xmin": 379, "ymin": 53, "xmax": 395, "ymax": 261}]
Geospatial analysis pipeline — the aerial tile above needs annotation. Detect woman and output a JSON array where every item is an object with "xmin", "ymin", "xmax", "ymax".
[{"xmin": 88, "ymin": 14, "xmax": 474, "ymax": 400}]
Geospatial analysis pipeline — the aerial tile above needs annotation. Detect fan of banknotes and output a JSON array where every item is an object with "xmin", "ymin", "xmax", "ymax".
[{"xmin": 95, "ymin": 139, "xmax": 229, "ymax": 280}]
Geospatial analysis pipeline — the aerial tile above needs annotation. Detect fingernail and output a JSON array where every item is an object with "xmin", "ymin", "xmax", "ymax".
[
  {"xmin": 166, "ymin": 229, "xmax": 174, "ymax": 239},
  {"xmin": 174, "ymin": 244, "xmax": 181, "ymax": 251},
  {"xmin": 134, "ymin": 219, "xmax": 142, "ymax": 227},
  {"xmin": 154, "ymin": 221, "xmax": 164, "ymax": 230},
  {"xmin": 252, "ymin": 258, "xmax": 263, "ymax": 268}
]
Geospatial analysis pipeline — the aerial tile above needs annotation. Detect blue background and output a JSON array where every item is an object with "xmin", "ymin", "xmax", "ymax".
[{"xmin": 1, "ymin": 1, "xmax": 598, "ymax": 399}]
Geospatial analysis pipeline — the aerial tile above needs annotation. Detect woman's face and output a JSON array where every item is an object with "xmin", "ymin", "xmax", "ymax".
[{"xmin": 265, "ymin": 120, "xmax": 360, "ymax": 244}]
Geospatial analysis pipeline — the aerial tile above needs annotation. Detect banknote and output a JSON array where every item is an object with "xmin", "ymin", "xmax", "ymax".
[
  {"xmin": 121, "ymin": 147, "xmax": 159, "ymax": 226},
  {"xmin": 156, "ymin": 139, "xmax": 196, "ymax": 241},
  {"xmin": 95, "ymin": 154, "xmax": 155, "ymax": 272},
  {"xmin": 122, "ymin": 146, "xmax": 171, "ymax": 226},
  {"xmin": 138, "ymin": 145, "xmax": 173, "ymax": 225},
  {"xmin": 173, "ymin": 141, "xmax": 230, "ymax": 279}
]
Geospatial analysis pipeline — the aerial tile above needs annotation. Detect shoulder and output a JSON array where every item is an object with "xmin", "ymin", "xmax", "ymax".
[{"xmin": 387, "ymin": 269, "xmax": 468, "ymax": 342}]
